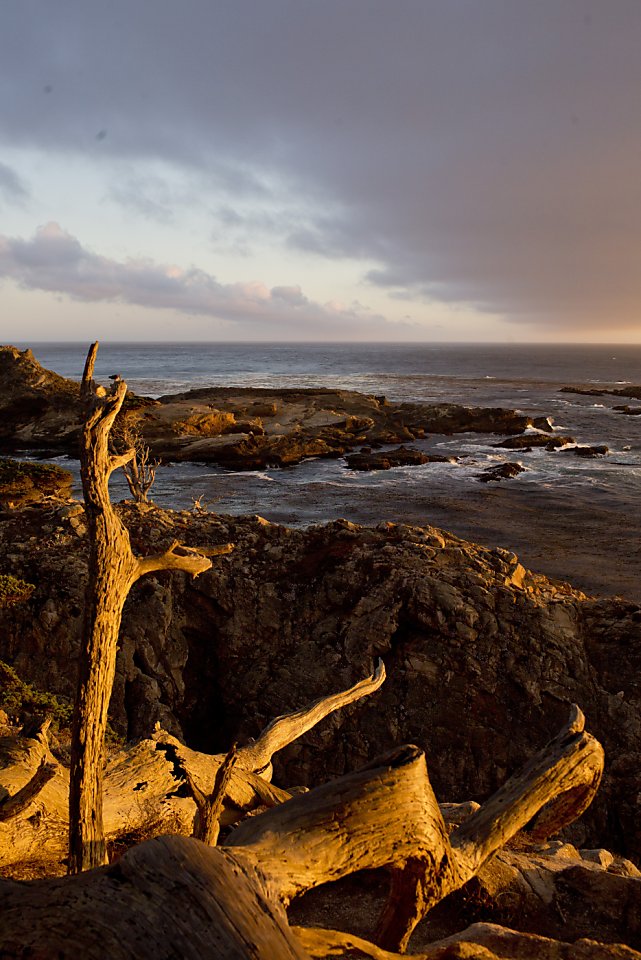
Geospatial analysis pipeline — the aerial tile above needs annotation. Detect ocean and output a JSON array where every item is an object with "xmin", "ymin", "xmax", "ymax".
[{"xmin": 15, "ymin": 341, "xmax": 641, "ymax": 600}]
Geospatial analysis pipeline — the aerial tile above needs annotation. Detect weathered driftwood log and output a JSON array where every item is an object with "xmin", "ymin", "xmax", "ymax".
[
  {"xmin": 0, "ymin": 662, "xmax": 386, "ymax": 871},
  {"xmin": 0, "ymin": 708, "xmax": 604, "ymax": 959},
  {"xmin": 70, "ymin": 342, "xmax": 230, "ymax": 872}
]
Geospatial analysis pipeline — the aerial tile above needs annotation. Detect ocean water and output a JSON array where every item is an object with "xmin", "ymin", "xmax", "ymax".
[{"xmin": 14, "ymin": 341, "xmax": 641, "ymax": 598}]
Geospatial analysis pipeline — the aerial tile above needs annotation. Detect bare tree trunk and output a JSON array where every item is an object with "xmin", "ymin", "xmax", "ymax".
[{"xmin": 68, "ymin": 343, "xmax": 225, "ymax": 874}]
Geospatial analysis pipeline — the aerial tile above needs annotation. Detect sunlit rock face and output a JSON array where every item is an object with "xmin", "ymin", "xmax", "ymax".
[{"xmin": 1, "ymin": 501, "xmax": 640, "ymax": 861}]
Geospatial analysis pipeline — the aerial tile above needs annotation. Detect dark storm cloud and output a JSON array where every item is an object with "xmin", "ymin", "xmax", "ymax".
[
  {"xmin": 2, "ymin": 0, "xmax": 640, "ymax": 329},
  {"xmin": 0, "ymin": 222, "xmax": 389, "ymax": 333},
  {"xmin": 0, "ymin": 162, "xmax": 29, "ymax": 205}
]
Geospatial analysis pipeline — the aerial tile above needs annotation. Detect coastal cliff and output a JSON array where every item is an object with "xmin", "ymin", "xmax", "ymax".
[{"xmin": 1, "ymin": 498, "xmax": 640, "ymax": 864}]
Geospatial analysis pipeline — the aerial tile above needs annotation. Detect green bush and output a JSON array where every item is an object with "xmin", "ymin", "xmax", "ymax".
[
  {"xmin": 0, "ymin": 574, "xmax": 35, "ymax": 607},
  {"xmin": 0, "ymin": 659, "xmax": 73, "ymax": 729}
]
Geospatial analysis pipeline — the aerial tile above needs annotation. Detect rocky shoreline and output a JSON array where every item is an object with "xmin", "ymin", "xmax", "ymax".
[{"xmin": 0, "ymin": 344, "xmax": 558, "ymax": 469}]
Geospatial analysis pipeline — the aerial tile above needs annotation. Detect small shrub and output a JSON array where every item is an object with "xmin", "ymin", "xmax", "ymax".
[
  {"xmin": 0, "ymin": 574, "xmax": 35, "ymax": 607},
  {"xmin": 0, "ymin": 659, "xmax": 72, "ymax": 729}
]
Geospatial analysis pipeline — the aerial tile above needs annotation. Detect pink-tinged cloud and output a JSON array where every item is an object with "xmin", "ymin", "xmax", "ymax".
[{"xmin": 0, "ymin": 223, "xmax": 390, "ymax": 333}]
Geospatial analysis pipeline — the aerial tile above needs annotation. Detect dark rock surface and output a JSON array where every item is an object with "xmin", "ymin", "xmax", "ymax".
[
  {"xmin": 0, "ymin": 347, "xmax": 80, "ymax": 451},
  {"xmin": 2, "ymin": 501, "xmax": 641, "ymax": 865},
  {"xmin": 614, "ymin": 405, "xmax": 641, "ymax": 416}
]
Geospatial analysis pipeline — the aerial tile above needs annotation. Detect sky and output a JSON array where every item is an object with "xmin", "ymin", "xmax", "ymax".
[{"xmin": 1, "ymin": 1, "xmax": 640, "ymax": 343}]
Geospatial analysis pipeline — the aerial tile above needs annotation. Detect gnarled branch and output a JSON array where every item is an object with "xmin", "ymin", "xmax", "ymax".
[
  {"xmin": 0, "ymin": 759, "xmax": 58, "ymax": 823},
  {"xmin": 374, "ymin": 704, "xmax": 605, "ymax": 952},
  {"xmin": 235, "ymin": 658, "xmax": 386, "ymax": 774}
]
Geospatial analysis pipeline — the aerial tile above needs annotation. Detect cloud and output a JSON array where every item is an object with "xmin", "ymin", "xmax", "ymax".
[
  {"xmin": 1, "ymin": 2, "xmax": 641, "ymax": 330},
  {"xmin": 0, "ymin": 162, "xmax": 29, "ymax": 205},
  {"xmin": 108, "ymin": 175, "xmax": 175, "ymax": 224},
  {"xmin": 0, "ymin": 223, "xmax": 394, "ymax": 334}
]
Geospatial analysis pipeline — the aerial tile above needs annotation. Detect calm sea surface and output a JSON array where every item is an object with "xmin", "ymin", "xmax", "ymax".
[{"xmin": 15, "ymin": 342, "xmax": 641, "ymax": 598}]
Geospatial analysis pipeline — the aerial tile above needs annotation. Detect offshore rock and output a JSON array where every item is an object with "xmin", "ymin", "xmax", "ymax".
[
  {"xmin": 558, "ymin": 444, "xmax": 609, "ymax": 458},
  {"xmin": 561, "ymin": 385, "xmax": 641, "ymax": 401},
  {"xmin": 2, "ymin": 502, "xmax": 641, "ymax": 866},
  {"xmin": 493, "ymin": 434, "xmax": 575, "ymax": 450},
  {"xmin": 344, "ymin": 445, "xmax": 454, "ymax": 471},
  {"xmin": 477, "ymin": 462, "xmax": 526, "ymax": 482}
]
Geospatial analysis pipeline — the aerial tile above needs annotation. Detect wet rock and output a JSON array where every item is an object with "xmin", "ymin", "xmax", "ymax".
[
  {"xmin": 614, "ymin": 405, "xmax": 641, "ymax": 416},
  {"xmin": 493, "ymin": 434, "xmax": 575, "ymax": 450},
  {"xmin": 532, "ymin": 416, "xmax": 556, "ymax": 432},
  {"xmin": 558, "ymin": 445, "xmax": 609, "ymax": 458},
  {"xmin": 477, "ymin": 462, "xmax": 526, "ymax": 482},
  {"xmin": 344, "ymin": 445, "xmax": 453, "ymax": 471},
  {"xmin": 561, "ymin": 385, "xmax": 641, "ymax": 401}
]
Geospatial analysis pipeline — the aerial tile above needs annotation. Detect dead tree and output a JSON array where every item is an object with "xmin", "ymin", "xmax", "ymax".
[
  {"xmin": 0, "ymin": 662, "xmax": 386, "ymax": 872},
  {"xmin": 69, "ymin": 342, "xmax": 232, "ymax": 874},
  {"xmin": 110, "ymin": 415, "xmax": 159, "ymax": 503},
  {"xmin": 0, "ymin": 707, "xmax": 604, "ymax": 959}
]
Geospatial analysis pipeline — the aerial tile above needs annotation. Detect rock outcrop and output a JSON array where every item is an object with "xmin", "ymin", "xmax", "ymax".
[
  {"xmin": 558, "ymin": 444, "xmax": 610, "ymax": 458},
  {"xmin": 0, "ymin": 458, "xmax": 73, "ymax": 508},
  {"xmin": 0, "ymin": 347, "xmax": 81, "ymax": 451},
  {"xmin": 0, "ymin": 346, "xmax": 548, "ymax": 468},
  {"xmin": 1, "ymin": 500, "xmax": 641, "ymax": 867}
]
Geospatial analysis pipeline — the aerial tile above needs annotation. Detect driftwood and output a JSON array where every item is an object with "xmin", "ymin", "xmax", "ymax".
[
  {"xmin": 0, "ymin": 662, "xmax": 386, "ymax": 871},
  {"xmin": 0, "ymin": 707, "xmax": 604, "ymax": 958}
]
